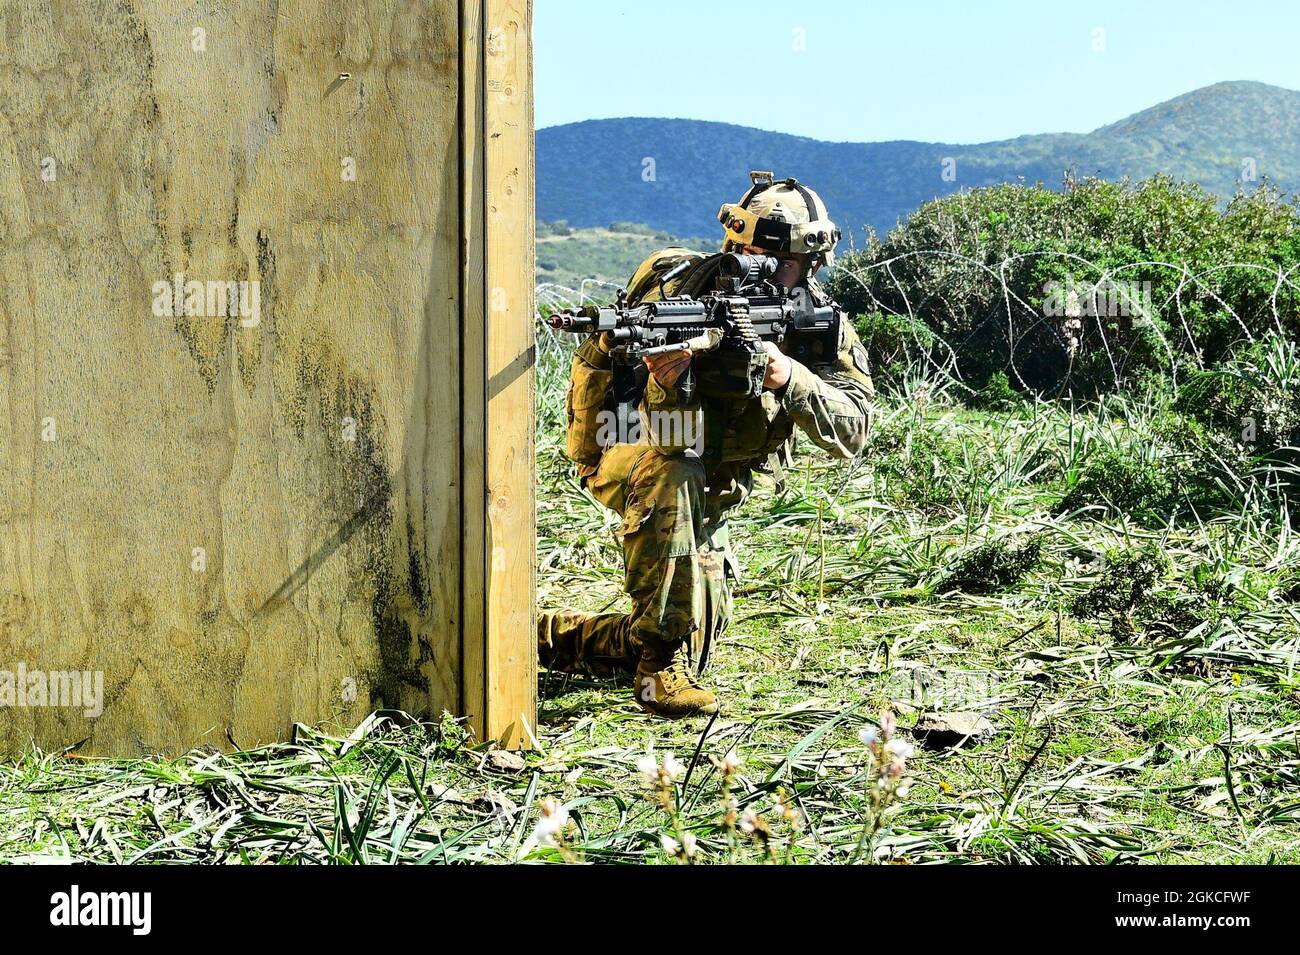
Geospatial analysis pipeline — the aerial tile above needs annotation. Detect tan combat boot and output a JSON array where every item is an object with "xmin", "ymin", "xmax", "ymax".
[
  {"xmin": 537, "ymin": 613, "xmax": 573, "ymax": 671},
  {"xmin": 634, "ymin": 640, "xmax": 719, "ymax": 718}
]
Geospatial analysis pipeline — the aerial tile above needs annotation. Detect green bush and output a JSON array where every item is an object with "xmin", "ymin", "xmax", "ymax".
[
  {"xmin": 1070, "ymin": 548, "xmax": 1171, "ymax": 637},
  {"xmin": 1067, "ymin": 547, "xmax": 1262, "ymax": 641},
  {"xmin": 1058, "ymin": 446, "xmax": 1175, "ymax": 520},
  {"xmin": 944, "ymin": 537, "xmax": 1042, "ymax": 594},
  {"xmin": 966, "ymin": 371, "xmax": 1020, "ymax": 411},
  {"xmin": 607, "ymin": 221, "xmax": 658, "ymax": 235},
  {"xmin": 1176, "ymin": 332, "xmax": 1300, "ymax": 457},
  {"xmin": 866, "ymin": 422, "xmax": 969, "ymax": 514},
  {"xmin": 829, "ymin": 176, "xmax": 1300, "ymax": 398},
  {"xmin": 1148, "ymin": 409, "xmax": 1253, "ymax": 511},
  {"xmin": 851, "ymin": 310, "xmax": 937, "ymax": 390}
]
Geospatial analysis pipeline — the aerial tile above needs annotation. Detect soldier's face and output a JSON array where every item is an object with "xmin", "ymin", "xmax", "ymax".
[
  {"xmin": 741, "ymin": 245, "xmax": 808, "ymax": 288},
  {"xmin": 773, "ymin": 256, "xmax": 806, "ymax": 289}
]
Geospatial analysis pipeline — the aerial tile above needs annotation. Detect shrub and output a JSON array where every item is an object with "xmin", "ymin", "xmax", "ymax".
[
  {"xmin": 829, "ymin": 176, "xmax": 1300, "ymax": 399},
  {"xmin": 944, "ymin": 538, "xmax": 1042, "ymax": 594},
  {"xmin": 1067, "ymin": 548, "xmax": 1260, "ymax": 642},
  {"xmin": 1070, "ymin": 548, "xmax": 1171, "ymax": 637},
  {"xmin": 1176, "ymin": 332, "xmax": 1300, "ymax": 457},
  {"xmin": 966, "ymin": 371, "xmax": 1020, "ymax": 411},
  {"xmin": 866, "ymin": 421, "xmax": 970, "ymax": 514},
  {"xmin": 1148, "ymin": 409, "xmax": 1253, "ymax": 509},
  {"xmin": 608, "ymin": 221, "xmax": 657, "ymax": 235},
  {"xmin": 1058, "ymin": 446, "xmax": 1175, "ymax": 520},
  {"xmin": 852, "ymin": 310, "xmax": 937, "ymax": 390}
]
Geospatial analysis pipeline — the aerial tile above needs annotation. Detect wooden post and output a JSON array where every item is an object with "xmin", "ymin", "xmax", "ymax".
[
  {"xmin": 460, "ymin": 0, "xmax": 536, "ymax": 748},
  {"xmin": 461, "ymin": 0, "xmax": 537, "ymax": 749},
  {"xmin": 0, "ymin": 0, "xmax": 536, "ymax": 755}
]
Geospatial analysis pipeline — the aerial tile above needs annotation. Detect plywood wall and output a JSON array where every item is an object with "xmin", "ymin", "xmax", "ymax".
[{"xmin": 0, "ymin": 0, "xmax": 535, "ymax": 755}]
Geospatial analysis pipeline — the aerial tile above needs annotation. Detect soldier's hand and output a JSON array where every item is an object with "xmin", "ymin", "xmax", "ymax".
[
  {"xmin": 762, "ymin": 341, "xmax": 793, "ymax": 390},
  {"xmin": 643, "ymin": 351, "xmax": 691, "ymax": 388}
]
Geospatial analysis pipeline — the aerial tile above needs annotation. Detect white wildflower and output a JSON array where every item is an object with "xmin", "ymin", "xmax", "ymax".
[
  {"xmin": 534, "ymin": 799, "xmax": 569, "ymax": 846},
  {"xmin": 680, "ymin": 832, "xmax": 698, "ymax": 858},
  {"xmin": 661, "ymin": 753, "xmax": 684, "ymax": 782},
  {"xmin": 885, "ymin": 739, "xmax": 915, "ymax": 759},
  {"xmin": 636, "ymin": 754, "xmax": 658, "ymax": 783}
]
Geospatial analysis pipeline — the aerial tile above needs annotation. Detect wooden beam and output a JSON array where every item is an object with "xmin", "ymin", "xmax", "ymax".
[
  {"xmin": 459, "ymin": 0, "xmax": 489, "ymax": 739},
  {"xmin": 462, "ymin": 0, "xmax": 537, "ymax": 748}
]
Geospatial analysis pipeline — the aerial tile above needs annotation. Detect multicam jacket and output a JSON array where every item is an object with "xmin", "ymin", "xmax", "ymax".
[{"xmin": 564, "ymin": 249, "xmax": 875, "ymax": 509}]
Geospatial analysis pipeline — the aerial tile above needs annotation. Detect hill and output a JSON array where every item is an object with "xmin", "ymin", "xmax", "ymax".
[
  {"xmin": 534, "ymin": 221, "xmax": 712, "ymax": 292},
  {"xmin": 537, "ymin": 81, "xmax": 1300, "ymax": 239}
]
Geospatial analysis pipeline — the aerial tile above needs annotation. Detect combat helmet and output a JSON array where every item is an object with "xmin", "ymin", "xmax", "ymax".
[{"xmin": 718, "ymin": 170, "xmax": 841, "ymax": 266}]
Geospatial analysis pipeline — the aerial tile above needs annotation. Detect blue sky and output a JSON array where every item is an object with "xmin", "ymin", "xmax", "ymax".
[{"xmin": 535, "ymin": 0, "xmax": 1300, "ymax": 144}]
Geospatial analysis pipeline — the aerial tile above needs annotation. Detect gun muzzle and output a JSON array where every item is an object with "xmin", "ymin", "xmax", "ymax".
[{"xmin": 547, "ymin": 311, "xmax": 592, "ymax": 330}]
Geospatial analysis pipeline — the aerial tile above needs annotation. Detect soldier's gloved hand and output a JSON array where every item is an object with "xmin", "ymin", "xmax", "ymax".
[
  {"xmin": 762, "ymin": 341, "xmax": 793, "ymax": 391},
  {"xmin": 643, "ymin": 351, "xmax": 691, "ymax": 388}
]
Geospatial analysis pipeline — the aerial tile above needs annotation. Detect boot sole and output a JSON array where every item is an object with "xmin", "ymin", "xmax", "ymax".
[{"xmin": 635, "ymin": 700, "xmax": 720, "ymax": 719}]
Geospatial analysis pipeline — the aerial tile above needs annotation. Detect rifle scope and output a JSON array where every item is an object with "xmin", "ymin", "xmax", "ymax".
[{"xmin": 718, "ymin": 252, "xmax": 779, "ymax": 288}]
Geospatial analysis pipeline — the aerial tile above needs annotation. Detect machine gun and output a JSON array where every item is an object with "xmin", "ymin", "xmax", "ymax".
[{"xmin": 546, "ymin": 252, "xmax": 841, "ymax": 406}]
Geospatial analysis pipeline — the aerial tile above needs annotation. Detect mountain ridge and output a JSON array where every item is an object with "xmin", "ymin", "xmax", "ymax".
[{"xmin": 537, "ymin": 81, "xmax": 1300, "ymax": 239}]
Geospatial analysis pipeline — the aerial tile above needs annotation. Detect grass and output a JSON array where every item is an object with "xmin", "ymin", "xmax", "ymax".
[{"xmin": 3, "ymin": 314, "xmax": 1300, "ymax": 865}]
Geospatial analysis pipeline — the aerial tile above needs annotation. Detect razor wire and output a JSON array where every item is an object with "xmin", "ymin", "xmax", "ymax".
[
  {"xmin": 534, "ymin": 251, "xmax": 1300, "ymax": 398},
  {"xmin": 831, "ymin": 250, "xmax": 1300, "ymax": 396}
]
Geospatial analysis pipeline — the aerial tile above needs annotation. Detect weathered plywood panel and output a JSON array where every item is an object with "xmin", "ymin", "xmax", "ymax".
[{"xmin": 0, "ymin": 1, "xmax": 484, "ymax": 755}]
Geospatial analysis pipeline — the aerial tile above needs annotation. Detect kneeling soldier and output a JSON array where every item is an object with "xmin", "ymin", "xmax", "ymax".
[{"xmin": 539, "ymin": 172, "xmax": 875, "ymax": 718}]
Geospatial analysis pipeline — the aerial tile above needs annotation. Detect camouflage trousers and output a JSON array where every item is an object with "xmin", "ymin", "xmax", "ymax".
[{"xmin": 538, "ymin": 444, "xmax": 735, "ymax": 677}]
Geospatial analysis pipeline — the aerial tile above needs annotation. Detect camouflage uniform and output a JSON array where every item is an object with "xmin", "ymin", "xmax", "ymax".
[{"xmin": 539, "ymin": 251, "xmax": 875, "ymax": 682}]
